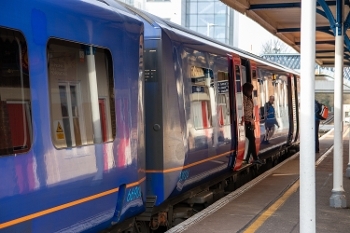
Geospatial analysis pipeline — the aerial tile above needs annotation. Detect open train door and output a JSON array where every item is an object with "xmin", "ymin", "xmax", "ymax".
[
  {"xmin": 249, "ymin": 61, "xmax": 261, "ymax": 152},
  {"xmin": 227, "ymin": 54, "xmax": 246, "ymax": 169}
]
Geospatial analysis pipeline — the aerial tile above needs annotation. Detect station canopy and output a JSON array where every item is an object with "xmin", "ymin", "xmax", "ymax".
[{"xmin": 221, "ymin": 0, "xmax": 350, "ymax": 67}]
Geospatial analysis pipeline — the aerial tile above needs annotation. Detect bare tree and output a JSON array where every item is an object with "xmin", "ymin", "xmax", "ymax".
[{"xmin": 260, "ymin": 39, "xmax": 294, "ymax": 55}]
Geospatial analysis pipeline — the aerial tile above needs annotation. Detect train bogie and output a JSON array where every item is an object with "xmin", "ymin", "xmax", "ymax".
[{"xmin": 0, "ymin": 1, "xmax": 301, "ymax": 232}]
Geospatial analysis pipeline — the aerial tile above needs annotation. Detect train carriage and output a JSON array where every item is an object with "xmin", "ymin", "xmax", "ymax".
[
  {"xmin": 0, "ymin": 0, "xmax": 301, "ymax": 232},
  {"xmin": 0, "ymin": 0, "xmax": 145, "ymax": 232},
  {"xmin": 121, "ymin": 3, "xmax": 300, "ymax": 229}
]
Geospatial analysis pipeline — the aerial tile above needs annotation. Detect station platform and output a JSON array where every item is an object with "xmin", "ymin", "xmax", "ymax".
[{"xmin": 166, "ymin": 128, "xmax": 350, "ymax": 233}]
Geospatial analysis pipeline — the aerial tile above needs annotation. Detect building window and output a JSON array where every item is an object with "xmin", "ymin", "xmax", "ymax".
[
  {"xmin": 185, "ymin": 0, "xmax": 234, "ymax": 46},
  {"xmin": 48, "ymin": 39, "xmax": 116, "ymax": 148},
  {"xmin": 0, "ymin": 27, "xmax": 32, "ymax": 156}
]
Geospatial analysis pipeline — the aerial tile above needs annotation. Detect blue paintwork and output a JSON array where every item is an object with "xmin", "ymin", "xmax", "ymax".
[
  {"xmin": 0, "ymin": 0, "xmax": 145, "ymax": 232},
  {"xmin": 141, "ymin": 14, "xmax": 235, "ymax": 206},
  {"xmin": 139, "ymin": 7, "xmax": 298, "ymax": 207},
  {"xmin": 0, "ymin": 1, "xmax": 301, "ymax": 232}
]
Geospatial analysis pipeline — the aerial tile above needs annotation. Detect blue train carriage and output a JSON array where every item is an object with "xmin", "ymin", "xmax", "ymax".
[
  {"xmin": 117, "ymin": 5, "xmax": 236, "ymax": 227},
  {"xmin": 121, "ymin": 4, "xmax": 301, "ymax": 230},
  {"xmin": 0, "ymin": 0, "xmax": 146, "ymax": 232}
]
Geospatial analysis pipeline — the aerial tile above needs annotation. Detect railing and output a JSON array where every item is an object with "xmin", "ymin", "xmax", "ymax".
[{"xmin": 261, "ymin": 54, "xmax": 350, "ymax": 82}]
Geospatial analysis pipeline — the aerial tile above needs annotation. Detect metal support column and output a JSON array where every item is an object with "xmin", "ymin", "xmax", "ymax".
[
  {"xmin": 345, "ymin": 7, "xmax": 350, "ymax": 178},
  {"xmin": 300, "ymin": 0, "xmax": 316, "ymax": 232},
  {"xmin": 330, "ymin": 0, "xmax": 347, "ymax": 208}
]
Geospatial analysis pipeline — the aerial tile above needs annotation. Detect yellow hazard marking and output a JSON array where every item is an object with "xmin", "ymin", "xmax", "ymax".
[
  {"xmin": 243, "ymin": 180, "xmax": 300, "ymax": 233},
  {"xmin": 56, "ymin": 122, "xmax": 65, "ymax": 140},
  {"xmin": 56, "ymin": 122, "xmax": 63, "ymax": 132}
]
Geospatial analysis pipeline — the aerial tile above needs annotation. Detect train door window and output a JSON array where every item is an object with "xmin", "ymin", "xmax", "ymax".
[
  {"xmin": 190, "ymin": 66, "xmax": 213, "ymax": 129},
  {"xmin": 276, "ymin": 76, "xmax": 289, "ymax": 119},
  {"xmin": 0, "ymin": 27, "xmax": 32, "ymax": 156},
  {"xmin": 241, "ymin": 65, "xmax": 247, "ymax": 84},
  {"xmin": 257, "ymin": 69, "xmax": 267, "ymax": 121},
  {"xmin": 48, "ymin": 39, "xmax": 116, "ymax": 148},
  {"xmin": 273, "ymin": 78, "xmax": 282, "ymax": 118},
  {"xmin": 217, "ymin": 71, "xmax": 230, "ymax": 126},
  {"xmin": 234, "ymin": 65, "xmax": 244, "ymax": 123},
  {"xmin": 235, "ymin": 65, "xmax": 241, "ymax": 92}
]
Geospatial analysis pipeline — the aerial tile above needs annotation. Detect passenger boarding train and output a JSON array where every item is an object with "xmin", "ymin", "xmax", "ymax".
[{"xmin": 0, "ymin": 0, "xmax": 300, "ymax": 232}]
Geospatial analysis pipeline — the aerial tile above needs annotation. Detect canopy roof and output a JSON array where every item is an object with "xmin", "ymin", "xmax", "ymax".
[{"xmin": 221, "ymin": 0, "xmax": 350, "ymax": 67}]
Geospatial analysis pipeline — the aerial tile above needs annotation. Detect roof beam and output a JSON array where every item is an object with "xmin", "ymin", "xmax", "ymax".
[
  {"xmin": 316, "ymin": 55, "xmax": 350, "ymax": 59},
  {"xmin": 317, "ymin": 0, "xmax": 350, "ymax": 53},
  {"xmin": 316, "ymin": 56, "xmax": 334, "ymax": 59},
  {"xmin": 323, "ymin": 61, "xmax": 350, "ymax": 66},
  {"xmin": 248, "ymin": 1, "xmax": 349, "ymax": 10},
  {"xmin": 277, "ymin": 26, "xmax": 332, "ymax": 33},
  {"xmin": 316, "ymin": 50, "xmax": 337, "ymax": 53},
  {"xmin": 249, "ymin": 3, "xmax": 301, "ymax": 10},
  {"xmin": 295, "ymin": 40, "xmax": 336, "ymax": 45},
  {"xmin": 344, "ymin": 11, "xmax": 350, "ymax": 30}
]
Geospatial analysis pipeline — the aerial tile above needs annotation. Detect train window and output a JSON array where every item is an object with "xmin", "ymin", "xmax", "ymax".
[
  {"xmin": 48, "ymin": 39, "xmax": 116, "ymax": 148},
  {"xmin": 190, "ymin": 66, "xmax": 213, "ymax": 129},
  {"xmin": 217, "ymin": 72, "xmax": 230, "ymax": 126},
  {"xmin": 252, "ymin": 70, "xmax": 257, "ymax": 79},
  {"xmin": 0, "ymin": 28, "xmax": 32, "ymax": 156},
  {"xmin": 257, "ymin": 70, "xmax": 267, "ymax": 121},
  {"xmin": 235, "ymin": 65, "xmax": 241, "ymax": 92}
]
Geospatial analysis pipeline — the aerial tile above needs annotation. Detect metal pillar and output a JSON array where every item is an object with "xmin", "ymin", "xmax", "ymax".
[
  {"xmin": 330, "ymin": 0, "xmax": 347, "ymax": 208},
  {"xmin": 300, "ymin": 0, "xmax": 316, "ymax": 232}
]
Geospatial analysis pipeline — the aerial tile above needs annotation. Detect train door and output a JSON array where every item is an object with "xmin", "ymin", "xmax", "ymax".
[
  {"xmin": 249, "ymin": 62, "xmax": 261, "ymax": 152},
  {"xmin": 287, "ymin": 75, "xmax": 295, "ymax": 143},
  {"xmin": 293, "ymin": 75, "xmax": 300, "ymax": 142},
  {"xmin": 227, "ymin": 55, "xmax": 236, "ymax": 168},
  {"xmin": 228, "ymin": 54, "xmax": 246, "ymax": 168}
]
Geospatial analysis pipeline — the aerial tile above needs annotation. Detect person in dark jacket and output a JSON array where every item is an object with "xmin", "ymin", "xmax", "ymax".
[
  {"xmin": 242, "ymin": 83, "xmax": 263, "ymax": 164},
  {"xmin": 262, "ymin": 95, "xmax": 279, "ymax": 144}
]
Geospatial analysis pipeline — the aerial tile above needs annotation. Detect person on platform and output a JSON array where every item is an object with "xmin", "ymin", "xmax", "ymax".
[
  {"xmin": 242, "ymin": 82, "xmax": 263, "ymax": 164},
  {"xmin": 262, "ymin": 95, "xmax": 279, "ymax": 144}
]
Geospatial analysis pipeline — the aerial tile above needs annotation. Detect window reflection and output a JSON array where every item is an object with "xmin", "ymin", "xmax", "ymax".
[
  {"xmin": 0, "ymin": 27, "xmax": 32, "ymax": 156},
  {"xmin": 48, "ymin": 39, "xmax": 116, "ymax": 148}
]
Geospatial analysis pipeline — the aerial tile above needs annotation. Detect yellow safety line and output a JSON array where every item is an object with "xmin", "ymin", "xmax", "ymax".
[
  {"xmin": 243, "ymin": 180, "xmax": 300, "ymax": 233},
  {"xmin": 0, "ymin": 177, "xmax": 145, "ymax": 229},
  {"xmin": 244, "ymin": 126, "xmax": 344, "ymax": 233}
]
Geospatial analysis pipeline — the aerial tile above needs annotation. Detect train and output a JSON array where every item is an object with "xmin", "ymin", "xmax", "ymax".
[{"xmin": 0, "ymin": 0, "xmax": 300, "ymax": 232}]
